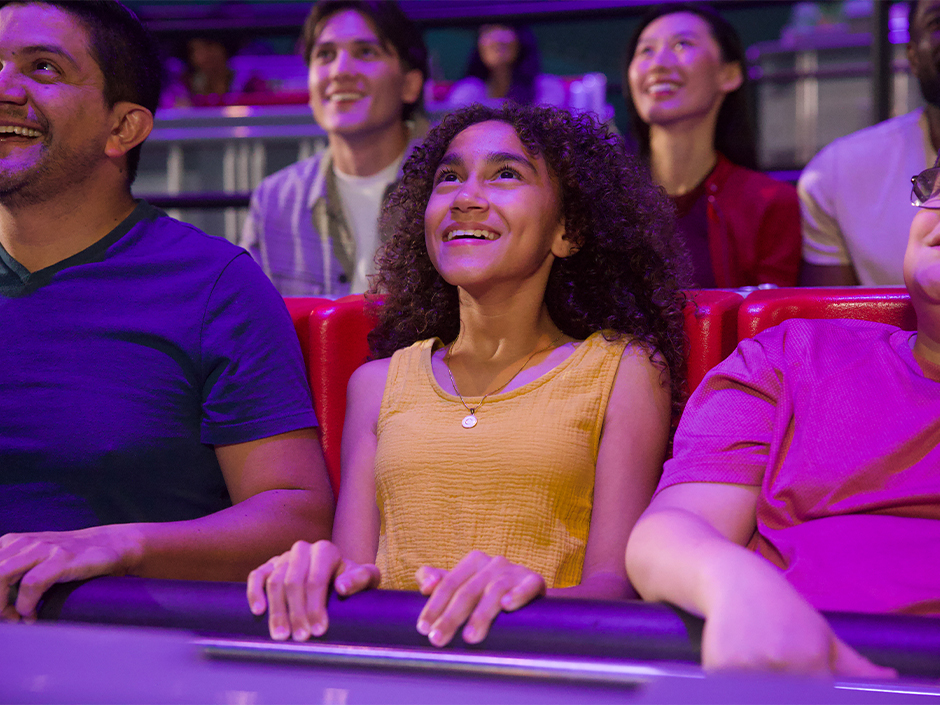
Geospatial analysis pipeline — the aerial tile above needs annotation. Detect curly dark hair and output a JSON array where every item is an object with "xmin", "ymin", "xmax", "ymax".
[{"xmin": 368, "ymin": 103, "xmax": 690, "ymax": 411}]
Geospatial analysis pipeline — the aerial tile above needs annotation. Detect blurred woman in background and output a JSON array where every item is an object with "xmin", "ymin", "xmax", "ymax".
[
  {"xmin": 625, "ymin": 2, "xmax": 800, "ymax": 289},
  {"xmin": 448, "ymin": 24, "xmax": 565, "ymax": 107}
]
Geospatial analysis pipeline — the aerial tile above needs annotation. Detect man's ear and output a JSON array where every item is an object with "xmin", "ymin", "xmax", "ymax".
[
  {"xmin": 104, "ymin": 102, "xmax": 154, "ymax": 160},
  {"xmin": 908, "ymin": 40, "xmax": 920, "ymax": 75},
  {"xmin": 401, "ymin": 68, "xmax": 424, "ymax": 107}
]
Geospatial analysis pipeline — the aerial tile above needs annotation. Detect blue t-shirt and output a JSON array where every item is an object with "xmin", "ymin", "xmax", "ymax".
[{"xmin": 0, "ymin": 202, "xmax": 318, "ymax": 532}]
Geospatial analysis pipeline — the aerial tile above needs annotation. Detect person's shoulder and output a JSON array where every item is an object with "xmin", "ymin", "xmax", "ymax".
[
  {"xmin": 383, "ymin": 338, "xmax": 441, "ymax": 376},
  {"xmin": 839, "ymin": 109, "xmax": 923, "ymax": 143},
  {"xmin": 385, "ymin": 337, "xmax": 438, "ymax": 362},
  {"xmin": 755, "ymin": 316, "xmax": 901, "ymax": 354},
  {"xmin": 584, "ymin": 331, "xmax": 660, "ymax": 369},
  {"xmin": 134, "ymin": 201, "xmax": 269, "ymax": 280},
  {"xmin": 137, "ymin": 201, "xmax": 241, "ymax": 255},
  {"xmin": 585, "ymin": 330, "xmax": 630, "ymax": 353},
  {"xmin": 350, "ymin": 356, "xmax": 392, "ymax": 381},
  {"xmin": 253, "ymin": 152, "xmax": 328, "ymax": 197},
  {"xmin": 806, "ymin": 110, "xmax": 923, "ymax": 166},
  {"xmin": 773, "ymin": 316, "xmax": 898, "ymax": 333},
  {"xmin": 351, "ymin": 339, "xmax": 437, "ymax": 383}
]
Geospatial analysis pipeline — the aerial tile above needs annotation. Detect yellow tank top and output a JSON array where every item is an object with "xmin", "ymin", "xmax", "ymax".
[{"xmin": 374, "ymin": 331, "xmax": 627, "ymax": 590}]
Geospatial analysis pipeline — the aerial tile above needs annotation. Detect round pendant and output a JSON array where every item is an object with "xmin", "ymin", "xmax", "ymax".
[{"xmin": 461, "ymin": 414, "xmax": 478, "ymax": 429}]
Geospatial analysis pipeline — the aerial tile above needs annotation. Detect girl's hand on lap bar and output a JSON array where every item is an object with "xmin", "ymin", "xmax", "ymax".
[
  {"xmin": 415, "ymin": 551, "xmax": 545, "ymax": 647},
  {"xmin": 247, "ymin": 539, "xmax": 379, "ymax": 641}
]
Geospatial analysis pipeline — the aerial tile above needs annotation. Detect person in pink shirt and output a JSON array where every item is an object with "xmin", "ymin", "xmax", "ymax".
[{"xmin": 625, "ymin": 156, "xmax": 940, "ymax": 677}]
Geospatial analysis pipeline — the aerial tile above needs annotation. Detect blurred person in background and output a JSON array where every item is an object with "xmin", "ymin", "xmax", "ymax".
[
  {"xmin": 182, "ymin": 34, "xmax": 268, "ymax": 100},
  {"xmin": 446, "ymin": 24, "xmax": 565, "ymax": 108},
  {"xmin": 625, "ymin": 2, "xmax": 800, "ymax": 289},
  {"xmin": 798, "ymin": 0, "xmax": 939, "ymax": 286},
  {"xmin": 240, "ymin": 0, "xmax": 427, "ymax": 297}
]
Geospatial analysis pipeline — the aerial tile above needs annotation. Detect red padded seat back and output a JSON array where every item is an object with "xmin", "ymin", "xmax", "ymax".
[
  {"xmin": 308, "ymin": 295, "xmax": 378, "ymax": 493},
  {"xmin": 306, "ymin": 290, "xmax": 745, "ymax": 495},
  {"xmin": 682, "ymin": 290, "xmax": 743, "ymax": 393},
  {"xmin": 282, "ymin": 297, "xmax": 329, "ymax": 377},
  {"xmin": 738, "ymin": 287, "xmax": 916, "ymax": 341}
]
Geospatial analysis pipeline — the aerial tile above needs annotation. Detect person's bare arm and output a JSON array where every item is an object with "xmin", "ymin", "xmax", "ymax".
[
  {"xmin": 247, "ymin": 360, "xmax": 388, "ymax": 640},
  {"xmin": 626, "ymin": 482, "xmax": 892, "ymax": 677},
  {"xmin": 798, "ymin": 262, "xmax": 859, "ymax": 287},
  {"xmin": 796, "ymin": 147, "xmax": 863, "ymax": 288},
  {"xmin": 626, "ymin": 482, "xmax": 759, "ymax": 614},
  {"xmin": 414, "ymin": 343, "xmax": 672, "ymax": 646},
  {"xmin": 1, "ymin": 428, "xmax": 334, "ymax": 620},
  {"xmin": 548, "ymin": 343, "xmax": 670, "ymax": 599}
]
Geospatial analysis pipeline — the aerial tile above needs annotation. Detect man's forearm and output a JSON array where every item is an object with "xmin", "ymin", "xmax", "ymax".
[{"xmin": 128, "ymin": 488, "xmax": 334, "ymax": 581}]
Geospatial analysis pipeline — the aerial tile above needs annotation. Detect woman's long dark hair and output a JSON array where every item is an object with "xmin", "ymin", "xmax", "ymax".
[
  {"xmin": 368, "ymin": 103, "xmax": 690, "ymax": 413},
  {"xmin": 623, "ymin": 2, "xmax": 758, "ymax": 170},
  {"xmin": 464, "ymin": 24, "xmax": 541, "ymax": 104}
]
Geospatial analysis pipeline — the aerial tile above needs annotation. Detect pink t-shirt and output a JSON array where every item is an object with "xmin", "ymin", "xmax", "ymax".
[{"xmin": 659, "ymin": 318, "xmax": 940, "ymax": 615}]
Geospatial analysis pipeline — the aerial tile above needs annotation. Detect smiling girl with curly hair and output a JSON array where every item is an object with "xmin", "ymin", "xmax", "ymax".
[{"xmin": 249, "ymin": 103, "xmax": 689, "ymax": 650}]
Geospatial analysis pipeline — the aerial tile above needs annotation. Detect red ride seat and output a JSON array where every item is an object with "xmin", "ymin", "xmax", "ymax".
[
  {"xmin": 737, "ymin": 287, "xmax": 916, "ymax": 341},
  {"xmin": 683, "ymin": 290, "xmax": 743, "ymax": 394},
  {"xmin": 308, "ymin": 291, "xmax": 745, "ymax": 495},
  {"xmin": 308, "ymin": 295, "xmax": 377, "ymax": 493},
  {"xmin": 282, "ymin": 297, "xmax": 329, "ymax": 377}
]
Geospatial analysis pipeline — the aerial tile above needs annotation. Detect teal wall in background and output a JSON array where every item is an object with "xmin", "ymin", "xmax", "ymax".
[
  {"xmin": 423, "ymin": 4, "xmax": 793, "ymax": 134},
  {"xmin": 132, "ymin": 1, "xmax": 796, "ymax": 84},
  {"xmin": 427, "ymin": 5, "xmax": 793, "ymax": 82},
  {"xmin": 130, "ymin": 1, "xmax": 798, "ymax": 133}
]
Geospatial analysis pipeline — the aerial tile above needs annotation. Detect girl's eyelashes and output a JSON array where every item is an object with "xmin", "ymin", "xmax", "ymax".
[
  {"xmin": 495, "ymin": 164, "xmax": 522, "ymax": 179},
  {"xmin": 433, "ymin": 168, "xmax": 460, "ymax": 185},
  {"xmin": 432, "ymin": 163, "xmax": 523, "ymax": 186}
]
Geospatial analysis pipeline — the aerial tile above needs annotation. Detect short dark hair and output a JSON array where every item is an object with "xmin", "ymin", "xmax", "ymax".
[
  {"xmin": 2, "ymin": 0, "xmax": 163, "ymax": 185},
  {"xmin": 302, "ymin": 0, "xmax": 428, "ymax": 121},
  {"xmin": 910, "ymin": 0, "xmax": 921, "ymax": 42},
  {"xmin": 623, "ymin": 2, "xmax": 758, "ymax": 170},
  {"xmin": 369, "ymin": 103, "xmax": 690, "ymax": 415}
]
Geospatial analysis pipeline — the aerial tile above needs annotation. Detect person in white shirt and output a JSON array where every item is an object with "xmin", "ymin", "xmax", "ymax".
[
  {"xmin": 240, "ymin": 0, "xmax": 427, "ymax": 296},
  {"xmin": 798, "ymin": 0, "xmax": 939, "ymax": 286}
]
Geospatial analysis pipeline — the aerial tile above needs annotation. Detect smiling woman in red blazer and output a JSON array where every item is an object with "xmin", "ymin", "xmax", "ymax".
[{"xmin": 625, "ymin": 2, "xmax": 800, "ymax": 289}]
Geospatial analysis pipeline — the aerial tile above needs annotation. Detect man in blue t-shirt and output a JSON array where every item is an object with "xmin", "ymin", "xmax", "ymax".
[{"xmin": 0, "ymin": 0, "xmax": 334, "ymax": 621}]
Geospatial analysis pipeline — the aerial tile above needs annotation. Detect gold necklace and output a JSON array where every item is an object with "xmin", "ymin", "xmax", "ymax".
[{"xmin": 444, "ymin": 333, "xmax": 564, "ymax": 429}]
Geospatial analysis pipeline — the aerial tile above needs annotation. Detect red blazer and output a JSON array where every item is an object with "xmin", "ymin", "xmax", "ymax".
[{"xmin": 704, "ymin": 153, "xmax": 801, "ymax": 288}]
